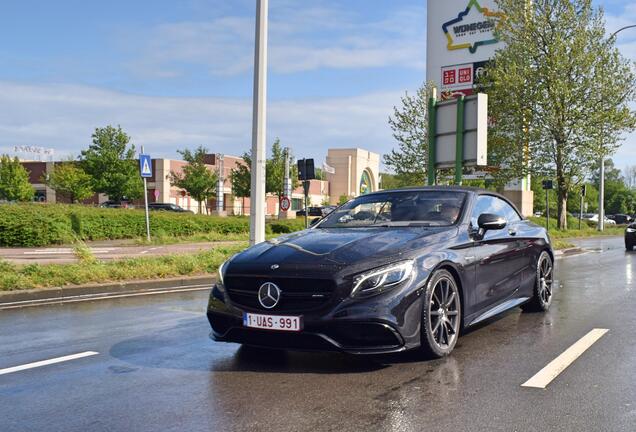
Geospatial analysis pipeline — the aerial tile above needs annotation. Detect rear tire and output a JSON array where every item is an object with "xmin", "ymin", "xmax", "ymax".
[
  {"xmin": 521, "ymin": 251, "xmax": 553, "ymax": 312},
  {"xmin": 420, "ymin": 269, "xmax": 462, "ymax": 358}
]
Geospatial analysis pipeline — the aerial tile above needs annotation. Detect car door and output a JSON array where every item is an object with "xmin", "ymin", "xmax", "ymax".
[{"xmin": 471, "ymin": 195, "xmax": 525, "ymax": 311}]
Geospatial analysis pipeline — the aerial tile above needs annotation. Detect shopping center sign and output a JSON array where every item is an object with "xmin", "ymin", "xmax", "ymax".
[
  {"xmin": 442, "ymin": 0, "xmax": 505, "ymax": 54},
  {"xmin": 427, "ymin": 0, "xmax": 505, "ymax": 100}
]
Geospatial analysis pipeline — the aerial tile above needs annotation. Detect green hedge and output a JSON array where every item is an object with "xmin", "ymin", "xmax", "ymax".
[
  {"xmin": 267, "ymin": 218, "xmax": 308, "ymax": 234},
  {"xmin": 0, "ymin": 204, "xmax": 252, "ymax": 247}
]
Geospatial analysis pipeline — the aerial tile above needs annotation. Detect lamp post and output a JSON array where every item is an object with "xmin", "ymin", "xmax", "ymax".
[
  {"xmin": 249, "ymin": 0, "xmax": 268, "ymax": 245},
  {"xmin": 598, "ymin": 24, "xmax": 636, "ymax": 231}
]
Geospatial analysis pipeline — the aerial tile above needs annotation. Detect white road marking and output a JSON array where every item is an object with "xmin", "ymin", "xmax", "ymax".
[
  {"xmin": 0, "ymin": 351, "xmax": 99, "ymax": 376},
  {"xmin": 0, "ymin": 285, "xmax": 211, "ymax": 310},
  {"xmin": 522, "ymin": 328, "xmax": 609, "ymax": 389},
  {"xmin": 24, "ymin": 248, "xmax": 117, "ymax": 255}
]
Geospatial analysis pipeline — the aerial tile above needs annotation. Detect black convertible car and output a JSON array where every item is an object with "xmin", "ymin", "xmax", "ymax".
[{"xmin": 207, "ymin": 187, "xmax": 554, "ymax": 357}]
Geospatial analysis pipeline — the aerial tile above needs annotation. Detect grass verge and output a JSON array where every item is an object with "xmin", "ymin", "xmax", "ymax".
[{"xmin": 0, "ymin": 243, "xmax": 247, "ymax": 292}]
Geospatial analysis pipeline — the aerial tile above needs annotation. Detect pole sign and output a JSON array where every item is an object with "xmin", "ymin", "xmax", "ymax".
[
  {"xmin": 280, "ymin": 196, "xmax": 291, "ymax": 212},
  {"xmin": 139, "ymin": 154, "xmax": 152, "ymax": 178},
  {"xmin": 427, "ymin": 0, "xmax": 505, "ymax": 100}
]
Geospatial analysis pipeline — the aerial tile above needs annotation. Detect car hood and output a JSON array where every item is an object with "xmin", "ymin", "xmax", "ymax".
[{"xmin": 227, "ymin": 227, "xmax": 458, "ymax": 276}]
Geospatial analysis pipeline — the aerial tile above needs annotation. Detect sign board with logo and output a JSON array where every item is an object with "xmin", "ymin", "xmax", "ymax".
[{"xmin": 427, "ymin": 0, "xmax": 504, "ymax": 100}]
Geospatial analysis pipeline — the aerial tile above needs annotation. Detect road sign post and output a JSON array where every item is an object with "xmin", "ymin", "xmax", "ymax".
[
  {"xmin": 139, "ymin": 150, "xmax": 152, "ymax": 242},
  {"xmin": 542, "ymin": 180, "xmax": 553, "ymax": 230}
]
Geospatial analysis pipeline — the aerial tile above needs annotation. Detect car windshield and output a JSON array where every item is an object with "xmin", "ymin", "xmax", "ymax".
[{"xmin": 318, "ymin": 190, "xmax": 467, "ymax": 228}]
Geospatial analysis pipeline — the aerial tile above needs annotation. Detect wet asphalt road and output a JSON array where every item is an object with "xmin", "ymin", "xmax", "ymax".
[{"xmin": 1, "ymin": 236, "xmax": 635, "ymax": 432}]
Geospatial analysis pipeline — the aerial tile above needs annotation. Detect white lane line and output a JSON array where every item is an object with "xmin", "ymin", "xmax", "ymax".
[
  {"xmin": 522, "ymin": 328, "xmax": 609, "ymax": 389},
  {"xmin": 0, "ymin": 351, "xmax": 99, "ymax": 376}
]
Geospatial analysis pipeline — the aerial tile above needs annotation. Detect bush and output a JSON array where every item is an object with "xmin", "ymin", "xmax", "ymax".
[
  {"xmin": 0, "ymin": 203, "xmax": 252, "ymax": 247},
  {"xmin": 268, "ymin": 218, "xmax": 307, "ymax": 234}
]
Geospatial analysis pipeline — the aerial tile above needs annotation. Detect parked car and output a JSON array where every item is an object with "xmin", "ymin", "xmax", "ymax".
[
  {"xmin": 321, "ymin": 206, "xmax": 337, "ymax": 217},
  {"xmin": 296, "ymin": 206, "xmax": 324, "ymax": 217},
  {"xmin": 626, "ymin": 223, "xmax": 636, "ymax": 250},
  {"xmin": 148, "ymin": 203, "xmax": 193, "ymax": 213},
  {"xmin": 99, "ymin": 201, "xmax": 135, "ymax": 209},
  {"xmin": 208, "ymin": 187, "xmax": 554, "ymax": 358},
  {"xmin": 582, "ymin": 213, "xmax": 615, "ymax": 225},
  {"xmin": 609, "ymin": 214, "xmax": 631, "ymax": 225}
]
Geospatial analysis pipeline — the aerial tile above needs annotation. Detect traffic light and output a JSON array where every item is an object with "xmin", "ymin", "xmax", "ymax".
[{"xmin": 297, "ymin": 158, "xmax": 316, "ymax": 181}]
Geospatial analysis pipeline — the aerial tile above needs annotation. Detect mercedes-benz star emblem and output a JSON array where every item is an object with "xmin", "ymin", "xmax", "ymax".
[{"xmin": 258, "ymin": 282, "xmax": 281, "ymax": 309}]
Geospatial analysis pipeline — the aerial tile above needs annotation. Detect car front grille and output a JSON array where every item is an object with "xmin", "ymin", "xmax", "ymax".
[{"xmin": 224, "ymin": 275, "xmax": 336, "ymax": 312}]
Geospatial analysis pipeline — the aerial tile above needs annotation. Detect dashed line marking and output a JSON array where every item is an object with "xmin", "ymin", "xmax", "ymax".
[
  {"xmin": 522, "ymin": 328, "xmax": 609, "ymax": 389},
  {"xmin": 0, "ymin": 351, "xmax": 99, "ymax": 376}
]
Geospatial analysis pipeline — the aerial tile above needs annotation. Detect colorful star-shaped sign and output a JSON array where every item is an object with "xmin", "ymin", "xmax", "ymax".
[{"xmin": 442, "ymin": 0, "xmax": 505, "ymax": 54}]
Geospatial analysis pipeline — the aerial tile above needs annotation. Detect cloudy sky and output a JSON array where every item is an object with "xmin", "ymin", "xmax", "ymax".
[{"xmin": 1, "ymin": 0, "xmax": 635, "ymax": 169}]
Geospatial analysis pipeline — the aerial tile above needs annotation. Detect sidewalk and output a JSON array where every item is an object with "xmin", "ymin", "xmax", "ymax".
[{"xmin": 0, "ymin": 240, "xmax": 243, "ymax": 265}]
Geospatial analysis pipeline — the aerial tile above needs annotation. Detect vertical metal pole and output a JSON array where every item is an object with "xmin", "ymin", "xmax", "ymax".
[
  {"xmin": 598, "ymin": 156, "xmax": 604, "ymax": 231},
  {"xmin": 216, "ymin": 154, "xmax": 224, "ymax": 213},
  {"xmin": 545, "ymin": 189, "xmax": 549, "ymax": 230},
  {"xmin": 249, "ymin": 0, "xmax": 268, "ymax": 245},
  {"xmin": 579, "ymin": 193, "xmax": 583, "ymax": 230},
  {"xmin": 455, "ymin": 95, "xmax": 465, "ymax": 185},
  {"xmin": 141, "ymin": 145, "xmax": 150, "ymax": 242},
  {"xmin": 427, "ymin": 88, "xmax": 438, "ymax": 186}
]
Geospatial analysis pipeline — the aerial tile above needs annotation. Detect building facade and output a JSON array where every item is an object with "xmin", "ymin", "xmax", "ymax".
[{"xmin": 20, "ymin": 147, "xmax": 380, "ymax": 216}]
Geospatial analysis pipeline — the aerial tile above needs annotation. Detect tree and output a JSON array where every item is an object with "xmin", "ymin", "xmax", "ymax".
[
  {"xmin": 169, "ymin": 146, "xmax": 218, "ymax": 214},
  {"xmin": 383, "ymin": 83, "xmax": 434, "ymax": 186},
  {"xmin": 80, "ymin": 125, "xmax": 143, "ymax": 202},
  {"xmin": 0, "ymin": 155, "xmax": 34, "ymax": 201},
  {"xmin": 44, "ymin": 161, "xmax": 93, "ymax": 203},
  {"xmin": 624, "ymin": 165, "xmax": 636, "ymax": 189},
  {"xmin": 230, "ymin": 138, "xmax": 299, "ymax": 198},
  {"xmin": 482, "ymin": 0, "xmax": 636, "ymax": 229}
]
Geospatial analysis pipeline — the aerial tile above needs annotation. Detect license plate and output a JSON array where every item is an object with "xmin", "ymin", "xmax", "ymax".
[{"xmin": 243, "ymin": 312, "xmax": 302, "ymax": 332}]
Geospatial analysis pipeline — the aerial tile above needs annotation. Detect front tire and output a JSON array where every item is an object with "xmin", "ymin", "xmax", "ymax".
[
  {"xmin": 420, "ymin": 269, "xmax": 462, "ymax": 358},
  {"xmin": 626, "ymin": 240, "xmax": 633, "ymax": 251},
  {"xmin": 521, "ymin": 251, "xmax": 553, "ymax": 312}
]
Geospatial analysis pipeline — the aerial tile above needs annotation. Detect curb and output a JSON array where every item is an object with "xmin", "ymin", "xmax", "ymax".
[
  {"xmin": 554, "ymin": 247, "xmax": 585, "ymax": 257},
  {"xmin": 0, "ymin": 275, "xmax": 215, "ymax": 307}
]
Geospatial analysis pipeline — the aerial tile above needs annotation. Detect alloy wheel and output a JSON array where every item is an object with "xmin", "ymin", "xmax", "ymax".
[
  {"xmin": 538, "ymin": 254, "xmax": 553, "ymax": 305},
  {"xmin": 428, "ymin": 276, "xmax": 460, "ymax": 349}
]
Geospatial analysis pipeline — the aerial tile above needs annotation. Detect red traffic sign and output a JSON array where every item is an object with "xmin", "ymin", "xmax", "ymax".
[{"xmin": 280, "ymin": 196, "xmax": 291, "ymax": 212}]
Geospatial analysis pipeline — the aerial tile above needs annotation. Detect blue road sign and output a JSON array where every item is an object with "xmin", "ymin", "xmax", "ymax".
[{"xmin": 139, "ymin": 154, "xmax": 152, "ymax": 178}]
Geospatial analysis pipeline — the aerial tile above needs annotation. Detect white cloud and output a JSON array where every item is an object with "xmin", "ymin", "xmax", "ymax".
[
  {"xmin": 0, "ymin": 80, "xmax": 403, "ymax": 163},
  {"xmin": 125, "ymin": 3, "xmax": 426, "ymax": 77}
]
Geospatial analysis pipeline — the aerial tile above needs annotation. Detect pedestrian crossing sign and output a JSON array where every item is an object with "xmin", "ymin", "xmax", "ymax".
[{"xmin": 139, "ymin": 154, "xmax": 152, "ymax": 178}]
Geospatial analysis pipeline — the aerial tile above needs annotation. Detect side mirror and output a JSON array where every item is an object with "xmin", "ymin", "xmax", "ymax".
[{"xmin": 477, "ymin": 213, "xmax": 507, "ymax": 231}]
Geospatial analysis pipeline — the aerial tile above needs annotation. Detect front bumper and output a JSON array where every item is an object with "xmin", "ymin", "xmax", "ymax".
[{"xmin": 207, "ymin": 283, "xmax": 423, "ymax": 355}]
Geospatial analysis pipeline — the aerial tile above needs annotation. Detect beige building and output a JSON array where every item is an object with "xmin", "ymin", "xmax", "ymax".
[{"xmin": 325, "ymin": 148, "xmax": 380, "ymax": 205}]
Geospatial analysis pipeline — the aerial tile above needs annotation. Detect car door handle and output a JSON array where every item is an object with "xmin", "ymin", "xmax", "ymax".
[{"xmin": 508, "ymin": 229, "xmax": 517, "ymax": 236}]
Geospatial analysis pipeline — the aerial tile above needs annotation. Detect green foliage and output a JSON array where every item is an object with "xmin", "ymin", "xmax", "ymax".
[
  {"xmin": 231, "ymin": 138, "xmax": 299, "ymax": 198},
  {"xmin": 169, "ymin": 146, "xmax": 218, "ymax": 214},
  {"xmin": 383, "ymin": 82, "xmax": 434, "ymax": 186},
  {"xmin": 267, "ymin": 219, "xmax": 306, "ymax": 234},
  {"xmin": 483, "ymin": 0, "xmax": 636, "ymax": 229},
  {"xmin": 80, "ymin": 125, "xmax": 143, "ymax": 202},
  {"xmin": 338, "ymin": 194, "xmax": 352, "ymax": 205},
  {"xmin": 0, "ymin": 204, "xmax": 252, "ymax": 247},
  {"xmin": 0, "ymin": 155, "xmax": 35, "ymax": 201},
  {"xmin": 45, "ymin": 161, "xmax": 94, "ymax": 203}
]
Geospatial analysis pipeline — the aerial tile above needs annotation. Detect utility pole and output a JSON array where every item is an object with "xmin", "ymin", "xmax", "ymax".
[
  {"xmin": 598, "ymin": 24, "xmax": 636, "ymax": 231},
  {"xmin": 216, "ymin": 154, "xmax": 224, "ymax": 214},
  {"xmin": 249, "ymin": 0, "xmax": 268, "ymax": 245}
]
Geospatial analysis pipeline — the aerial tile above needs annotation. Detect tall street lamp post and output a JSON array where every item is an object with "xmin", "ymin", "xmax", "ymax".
[{"xmin": 598, "ymin": 24, "xmax": 636, "ymax": 231}]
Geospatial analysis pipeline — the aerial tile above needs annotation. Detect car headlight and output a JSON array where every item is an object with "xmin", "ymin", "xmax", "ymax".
[
  {"xmin": 627, "ymin": 227, "xmax": 636, "ymax": 233},
  {"xmin": 216, "ymin": 258, "xmax": 232, "ymax": 288},
  {"xmin": 351, "ymin": 260, "xmax": 415, "ymax": 297}
]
